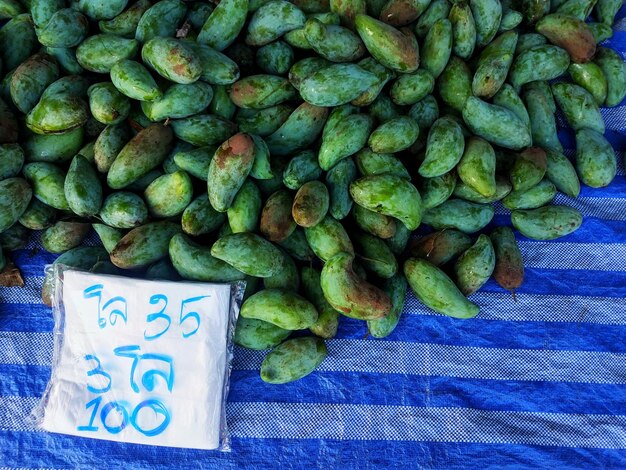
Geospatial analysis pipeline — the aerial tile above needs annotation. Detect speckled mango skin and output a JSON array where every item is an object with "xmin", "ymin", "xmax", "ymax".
[
  {"xmin": 141, "ymin": 37, "xmax": 202, "ymax": 84},
  {"xmin": 0, "ymin": 177, "xmax": 32, "ymax": 232},
  {"xmin": 319, "ymin": 113, "xmax": 373, "ymax": 171},
  {"xmin": 107, "ymin": 124, "xmax": 174, "ymax": 189},
  {"xmin": 246, "ymin": 0, "xmax": 306, "ymax": 46},
  {"xmin": 545, "ymin": 149, "xmax": 580, "ymax": 198},
  {"xmin": 144, "ymin": 170, "xmax": 193, "ymax": 218},
  {"xmin": 169, "ymin": 233, "xmax": 245, "ymax": 282},
  {"xmin": 353, "ymin": 230, "xmax": 398, "ymax": 278},
  {"xmin": 509, "ymin": 45, "xmax": 570, "ymax": 88},
  {"xmin": 235, "ymin": 317, "xmax": 291, "ymax": 350},
  {"xmin": 182, "ymin": 195, "xmax": 226, "ymax": 236},
  {"xmin": 366, "ymin": 274, "xmax": 407, "ymax": 338},
  {"xmin": 422, "ymin": 199, "xmax": 494, "ymax": 233},
  {"xmin": 368, "ymin": 116, "xmax": 419, "ymax": 153},
  {"xmin": 472, "ymin": 30, "xmax": 517, "ymax": 99},
  {"xmin": 18, "ymin": 198, "xmax": 56, "ymax": 231},
  {"xmin": 142, "ymin": 82, "xmax": 213, "ymax": 122},
  {"xmin": 575, "ymin": 128, "xmax": 616, "ymax": 188},
  {"xmin": 511, "ymin": 205, "xmax": 583, "ymax": 240},
  {"xmin": 408, "ymin": 230, "xmax": 472, "ymax": 266},
  {"xmin": 0, "ymin": 143, "xmax": 24, "ymax": 179},
  {"xmin": 595, "ymin": 47, "xmax": 626, "ymax": 107},
  {"xmin": 265, "ymin": 103, "xmax": 328, "ymax": 156},
  {"xmin": 470, "ymin": 0, "xmax": 502, "ymax": 47},
  {"xmin": 23, "ymin": 122, "xmax": 82, "ymax": 164},
  {"xmin": 36, "ymin": 8, "xmax": 89, "ymax": 48},
  {"xmin": 304, "ymin": 19, "xmax": 365, "ymax": 62},
  {"xmin": 99, "ymin": 0, "xmax": 151, "ymax": 38},
  {"xmin": 404, "ymin": 257, "xmax": 479, "ymax": 319},
  {"xmin": 135, "ymin": 0, "xmax": 187, "ymax": 43},
  {"xmin": 64, "ymin": 155, "xmax": 102, "ymax": 217},
  {"xmin": 110, "ymin": 221, "xmax": 181, "ymax": 269},
  {"xmin": 228, "ymin": 179, "xmax": 262, "ymax": 233},
  {"xmin": 241, "ymin": 288, "xmax": 318, "ymax": 329},
  {"xmin": 325, "ymin": 157, "xmax": 357, "ymax": 220},
  {"xmin": 552, "ymin": 82, "xmax": 605, "ymax": 133},
  {"xmin": 568, "ymin": 62, "xmax": 608, "ymax": 106},
  {"xmin": 524, "ymin": 88, "xmax": 563, "ymax": 153},
  {"xmin": 502, "ymin": 179, "xmax": 556, "ymax": 210},
  {"xmin": 421, "ymin": 18, "xmax": 452, "ymax": 79},
  {"xmin": 211, "ymin": 232, "xmax": 286, "ymax": 277},
  {"xmin": 76, "ymin": 34, "xmax": 139, "ymax": 73},
  {"xmin": 321, "ymin": 251, "xmax": 392, "ymax": 319},
  {"xmin": 26, "ymin": 93, "xmax": 89, "ymax": 135},
  {"xmin": 300, "ymin": 63, "xmax": 379, "ymax": 106},
  {"xmin": 305, "ymin": 215, "xmax": 354, "ymax": 261},
  {"xmin": 509, "ymin": 147, "xmax": 547, "ymax": 192},
  {"xmin": 419, "ymin": 172, "xmax": 456, "ymax": 210},
  {"xmin": 453, "ymin": 234, "xmax": 495, "ymax": 295},
  {"xmin": 88, "ymin": 82, "xmax": 131, "ymax": 125},
  {"xmin": 23, "ymin": 162, "xmax": 68, "ymax": 210},
  {"xmin": 536, "ymin": 13, "xmax": 596, "ymax": 63},
  {"xmin": 419, "ymin": 116, "xmax": 464, "ymax": 178},
  {"xmin": 350, "ymin": 174, "xmax": 422, "ymax": 230},
  {"xmin": 449, "ymin": 2, "xmax": 476, "ymax": 60},
  {"xmin": 354, "ymin": 14, "xmax": 419, "ymax": 73},
  {"xmin": 260, "ymin": 337, "xmax": 327, "ymax": 383},
  {"xmin": 41, "ymin": 221, "xmax": 90, "ymax": 254},
  {"xmin": 100, "ymin": 191, "xmax": 148, "ymax": 228},
  {"xmin": 10, "ymin": 53, "xmax": 59, "ymax": 114},
  {"xmin": 490, "ymin": 226, "xmax": 524, "ymax": 291},
  {"xmin": 110, "ymin": 60, "xmax": 162, "ymax": 101},
  {"xmin": 292, "ymin": 181, "xmax": 329, "ymax": 228},
  {"xmin": 231, "ymin": 74, "xmax": 296, "ymax": 109},
  {"xmin": 0, "ymin": 14, "xmax": 37, "ymax": 71}
]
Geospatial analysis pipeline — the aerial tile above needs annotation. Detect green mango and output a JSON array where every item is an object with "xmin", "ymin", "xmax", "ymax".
[
  {"xmin": 169, "ymin": 233, "xmax": 245, "ymax": 282},
  {"xmin": 419, "ymin": 172, "xmax": 457, "ymax": 210},
  {"xmin": 76, "ymin": 34, "xmax": 139, "ymax": 73},
  {"xmin": 415, "ymin": 0, "xmax": 450, "ymax": 38},
  {"xmin": 23, "ymin": 162, "xmax": 68, "ymax": 210},
  {"xmin": 422, "ymin": 198, "xmax": 494, "ymax": 233},
  {"xmin": 353, "ymin": 204, "xmax": 397, "ymax": 239},
  {"xmin": 520, "ymin": 0, "xmax": 548, "ymax": 23},
  {"xmin": 10, "ymin": 53, "xmax": 59, "ymax": 114},
  {"xmin": 197, "ymin": 0, "xmax": 248, "ymax": 51},
  {"xmin": 453, "ymin": 175, "xmax": 512, "ymax": 203},
  {"xmin": 490, "ymin": 226, "xmax": 524, "ymax": 292},
  {"xmin": 408, "ymin": 230, "xmax": 473, "ymax": 266},
  {"xmin": 185, "ymin": 2, "xmax": 215, "ymax": 29},
  {"xmin": 0, "ymin": 143, "xmax": 24, "ymax": 179},
  {"xmin": 41, "ymin": 221, "xmax": 90, "ymax": 254},
  {"xmin": 283, "ymin": 150, "xmax": 322, "ymax": 190},
  {"xmin": 470, "ymin": 0, "xmax": 502, "ymax": 47},
  {"xmin": 419, "ymin": 116, "xmax": 464, "ymax": 178},
  {"xmin": 260, "ymin": 189, "xmax": 297, "ymax": 242},
  {"xmin": 135, "ymin": 0, "xmax": 187, "ymax": 43},
  {"xmin": 142, "ymin": 82, "xmax": 213, "ymax": 121},
  {"xmin": 390, "ymin": 69, "xmax": 435, "ymax": 106},
  {"xmin": 379, "ymin": 0, "xmax": 433, "ymax": 26},
  {"xmin": 248, "ymin": 135, "xmax": 273, "ymax": 180},
  {"xmin": 404, "ymin": 257, "xmax": 479, "ymax": 318},
  {"xmin": 523, "ymin": 88, "xmax": 563, "ymax": 153},
  {"xmin": 319, "ymin": 113, "xmax": 373, "ymax": 171},
  {"xmin": 0, "ymin": 178, "xmax": 32, "ymax": 232},
  {"xmin": 36, "ymin": 9, "xmax": 88, "ymax": 48},
  {"xmin": 321, "ymin": 251, "xmax": 391, "ymax": 319},
  {"xmin": 535, "ymin": 13, "xmax": 595, "ymax": 64},
  {"xmin": 472, "ymin": 30, "xmax": 517, "ymax": 99},
  {"xmin": 330, "ymin": 0, "xmax": 366, "ymax": 27},
  {"xmin": 386, "ymin": 222, "xmax": 411, "ymax": 255},
  {"xmin": 492, "ymin": 84, "xmax": 530, "ymax": 138},
  {"xmin": 141, "ymin": 37, "xmax": 202, "ymax": 84},
  {"xmin": 499, "ymin": 7, "xmax": 523, "ymax": 31},
  {"xmin": 575, "ymin": 128, "xmax": 616, "ymax": 188},
  {"xmin": 256, "ymin": 40, "xmax": 295, "ymax": 75},
  {"xmin": 354, "ymin": 14, "xmax": 420, "ymax": 73},
  {"xmin": 352, "ymin": 57, "xmax": 396, "ymax": 106},
  {"xmin": 211, "ymin": 232, "xmax": 286, "ymax": 277},
  {"xmin": 278, "ymin": 227, "xmax": 315, "ymax": 261},
  {"xmin": 263, "ymin": 248, "xmax": 300, "ymax": 291},
  {"xmin": 368, "ymin": 93, "xmax": 403, "ymax": 123},
  {"xmin": 355, "ymin": 148, "xmax": 410, "ymax": 179},
  {"xmin": 594, "ymin": 0, "xmax": 623, "ymax": 24},
  {"xmin": 437, "ymin": 56, "xmax": 472, "ymax": 112},
  {"xmin": 545, "ymin": 149, "xmax": 580, "ymax": 198},
  {"xmin": 110, "ymin": 60, "xmax": 162, "ymax": 101},
  {"xmin": 457, "ymin": 136, "xmax": 496, "ymax": 198},
  {"xmin": 143, "ymin": 259, "xmax": 179, "ymax": 281},
  {"xmin": 265, "ymin": 103, "xmax": 328, "ymax": 156},
  {"xmin": 509, "ymin": 147, "xmax": 547, "ymax": 192},
  {"xmin": 100, "ymin": 191, "xmax": 147, "ymax": 228},
  {"xmin": 230, "ymin": 74, "xmax": 296, "ymax": 109},
  {"xmin": 453, "ymin": 234, "xmax": 495, "ymax": 295},
  {"xmin": 594, "ymin": 47, "xmax": 626, "ymax": 107},
  {"xmin": 421, "ymin": 18, "xmax": 452, "ymax": 79},
  {"xmin": 301, "ymin": 266, "xmax": 332, "ymax": 312},
  {"xmin": 236, "ymin": 104, "xmax": 293, "ymax": 137},
  {"xmin": 509, "ymin": 45, "xmax": 570, "ymax": 88},
  {"xmin": 511, "ymin": 205, "xmax": 583, "ymax": 240},
  {"xmin": 207, "ymin": 133, "xmax": 255, "ymax": 212},
  {"xmin": 0, "ymin": 0, "xmax": 23, "ymax": 19},
  {"xmin": 292, "ymin": 181, "xmax": 329, "ymax": 228},
  {"xmin": 227, "ymin": 179, "xmax": 262, "ymax": 232},
  {"xmin": 448, "ymin": 2, "xmax": 476, "ymax": 60},
  {"xmin": 462, "ymin": 96, "xmax": 531, "ymax": 150},
  {"xmin": 40, "ymin": 75, "xmax": 90, "ymax": 101},
  {"xmin": 568, "ymin": 63, "xmax": 608, "ymax": 106},
  {"xmin": 92, "ymin": 223, "xmax": 124, "ymax": 253},
  {"xmin": 0, "ymin": 14, "xmax": 38, "ymax": 71},
  {"xmin": 304, "ymin": 19, "xmax": 365, "ymax": 62},
  {"xmin": 235, "ymin": 317, "xmax": 291, "ymax": 350},
  {"xmin": 26, "ymin": 94, "xmax": 89, "ymax": 135},
  {"xmin": 74, "ymin": 0, "xmax": 129, "ymax": 20},
  {"xmin": 99, "ymin": 0, "xmax": 152, "ymax": 38},
  {"xmin": 353, "ymin": 231, "xmax": 398, "ymax": 278},
  {"xmin": 368, "ymin": 116, "xmax": 419, "ymax": 154},
  {"xmin": 367, "ymin": 274, "xmax": 407, "ymax": 338},
  {"xmin": 502, "ymin": 179, "xmax": 557, "ymax": 210},
  {"xmin": 18, "ymin": 198, "xmax": 56, "ymax": 230},
  {"xmin": 260, "ymin": 336, "xmax": 327, "ymax": 383},
  {"xmin": 0, "ymin": 224, "xmax": 30, "ymax": 251},
  {"xmin": 515, "ymin": 33, "xmax": 547, "ymax": 54},
  {"xmin": 186, "ymin": 42, "xmax": 241, "ymax": 85},
  {"xmin": 350, "ymin": 174, "xmax": 422, "ymax": 230},
  {"xmin": 246, "ymin": 0, "xmax": 306, "ymax": 46},
  {"xmin": 42, "ymin": 46, "xmax": 83, "ymax": 75},
  {"xmin": 182, "ymin": 195, "xmax": 226, "ymax": 236},
  {"xmin": 107, "ymin": 124, "xmax": 174, "ymax": 189},
  {"xmin": 87, "ymin": 82, "xmax": 130, "ymax": 126},
  {"xmin": 299, "ymin": 63, "xmax": 378, "ymax": 107},
  {"xmin": 552, "ymin": 82, "xmax": 605, "ymax": 134},
  {"xmin": 288, "ymin": 57, "xmax": 332, "ymax": 90},
  {"xmin": 325, "ymin": 157, "xmax": 357, "ymax": 220},
  {"xmin": 110, "ymin": 221, "xmax": 181, "ymax": 269},
  {"xmin": 408, "ymin": 95, "xmax": 439, "ymax": 130},
  {"xmin": 64, "ymin": 155, "xmax": 102, "ymax": 217},
  {"xmin": 144, "ymin": 170, "xmax": 193, "ymax": 218},
  {"xmin": 309, "ymin": 308, "xmax": 340, "ymax": 339},
  {"xmin": 93, "ymin": 124, "xmax": 129, "ymax": 173},
  {"xmin": 42, "ymin": 246, "xmax": 109, "ymax": 305},
  {"xmin": 170, "ymin": 114, "xmax": 236, "ymax": 147},
  {"xmin": 210, "ymin": 85, "xmax": 238, "ymax": 120},
  {"xmin": 304, "ymin": 215, "xmax": 354, "ymax": 261}
]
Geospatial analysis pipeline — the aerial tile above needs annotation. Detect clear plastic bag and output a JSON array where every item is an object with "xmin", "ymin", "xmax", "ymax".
[{"xmin": 30, "ymin": 263, "xmax": 245, "ymax": 451}]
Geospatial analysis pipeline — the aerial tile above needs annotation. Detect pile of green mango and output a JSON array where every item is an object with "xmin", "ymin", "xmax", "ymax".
[{"xmin": 0, "ymin": 0, "xmax": 625, "ymax": 383}]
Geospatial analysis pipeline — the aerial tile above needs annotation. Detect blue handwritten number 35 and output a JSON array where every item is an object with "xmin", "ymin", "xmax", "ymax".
[{"xmin": 144, "ymin": 294, "xmax": 209, "ymax": 340}]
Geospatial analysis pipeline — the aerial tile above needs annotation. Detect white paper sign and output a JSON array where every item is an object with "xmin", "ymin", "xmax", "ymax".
[{"xmin": 39, "ymin": 270, "xmax": 234, "ymax": 450}]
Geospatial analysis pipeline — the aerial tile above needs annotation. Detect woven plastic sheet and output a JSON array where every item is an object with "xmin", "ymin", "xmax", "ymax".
[{"xmin": 2, "ymin": 11, "xmax": 626, "ymax": 469}]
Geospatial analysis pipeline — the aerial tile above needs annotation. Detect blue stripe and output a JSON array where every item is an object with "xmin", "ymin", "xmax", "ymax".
[{"xmin": 0, "ymin": 365, "xmax": 50, "ymax": 397}]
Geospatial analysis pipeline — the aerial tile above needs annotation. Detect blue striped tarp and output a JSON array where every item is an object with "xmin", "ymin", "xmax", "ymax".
[{"xmin": 2, "ymin": 12, "xmax": 626, "ymax": 470}]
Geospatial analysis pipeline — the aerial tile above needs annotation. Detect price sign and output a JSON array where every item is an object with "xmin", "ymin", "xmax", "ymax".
[{"xmin": 39, "ymin": 270, "xmax": 236, "ymax": 450}]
